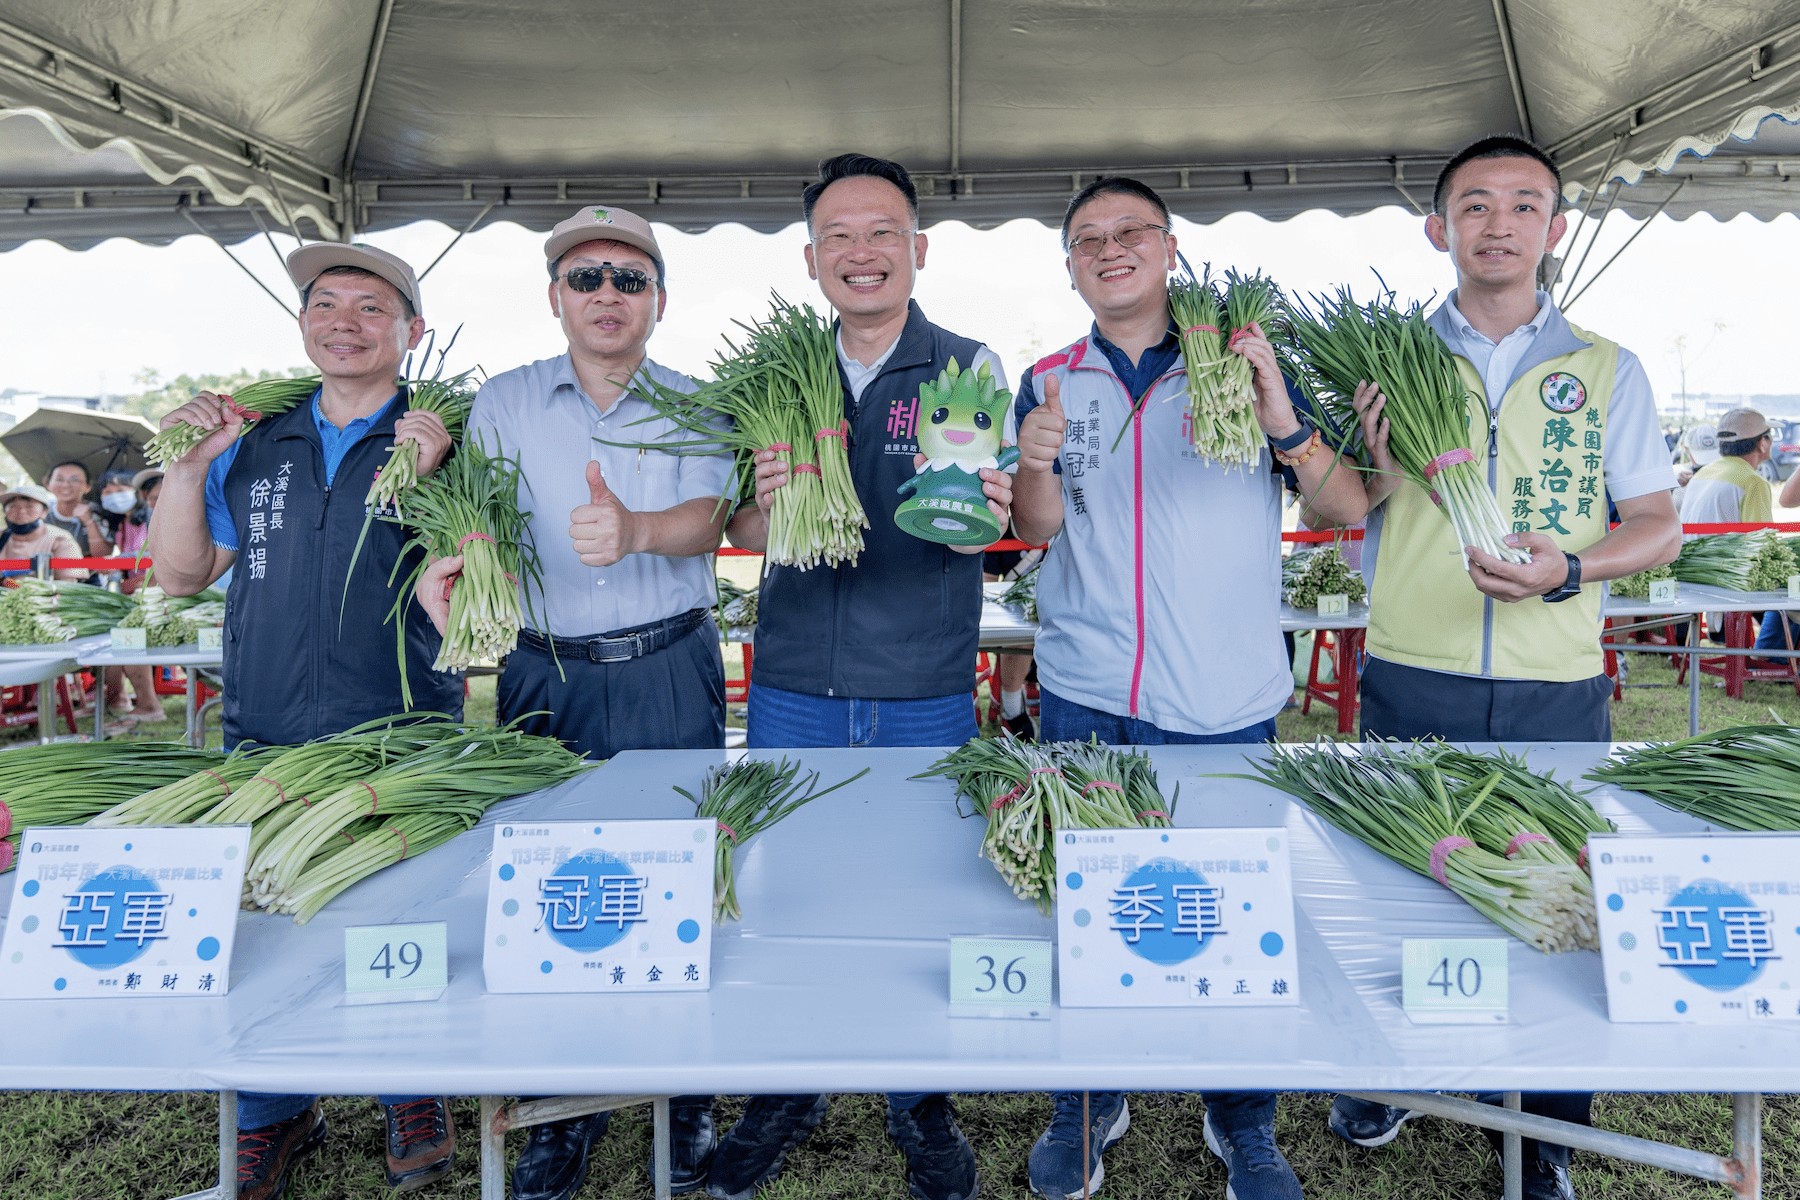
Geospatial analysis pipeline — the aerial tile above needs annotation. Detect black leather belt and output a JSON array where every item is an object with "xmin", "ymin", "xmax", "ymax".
[{"xmin": 519, "ymin": 607, "xmax": 709, "ymax": 664}]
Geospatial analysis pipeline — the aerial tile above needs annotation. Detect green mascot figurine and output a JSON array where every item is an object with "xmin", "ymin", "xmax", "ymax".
[{"xmin": 895, "ymin": 358, "xmax": 1020, "ymax": 546}]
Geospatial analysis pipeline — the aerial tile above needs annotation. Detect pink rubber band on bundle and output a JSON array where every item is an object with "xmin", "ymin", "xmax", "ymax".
[
  {"xmin": 1427, "ymin": 489, "xmax": 1443, "ymax": 506},
  {"xmin": 766, "ymin": 443, "xmax": 793, "ymax": 453},
  {"xmin": 1505, "ymin": 831, "xmax": 1552, "ymax": 859},
  {"xmin": 1138, "ymin": 809, "xmax": 1168, "ymax": 820},
  {"xmin": 1577, "ymin": 846, "xmax": 1589, "ymax": 871},
  {"xmin": 717, "ymin": 821, "xmax": 738, "ymax": 843},
  {"xmin": 1184, "ymin": 325, "xmax": 1220, "ymax": 335},
  {"xmin": 815, "ymin": 422, "xmax": 847, "ymax": 441},
  {"xmin": 202, "ymin": 769, "xmax": 231, "ymax": 797},
  {"xmin": 1227, "ymin": 326, "xmax": 1255, "ymax": 349},
  {"xmin": 793, "ymin": 464, "xmax": 822, "ymax": 476},
  {"xmin": 1423, "ymin": 447, "xmax": 1475, "ymax": 480},
  {"xmin": 0, "ymin": 840, "xmax": 11, "ymax": 872},
  {"xmin": 361, "ymin": 781, "xmax": 379, "ymax": 815},
  {"xmin": 1429, "ymin": 836, "xmax": 1475, "ymax": 886},
  {"xmin": 341, "ymin": 831, "xmax": 355, "ymax": 843},
  {"xmin": 991, "ymin": 784, "xmax": 1026, "ymax": 810},
  {"xmin": 457, "ymin": 531, "xmax": 496, "ymax": 552},
  {"xmin": 396, "ymin": 831, "xmax": 409, "ymax": 861},
  {"xmin": 1082, "ymin": 781, "xmax": 1124, "ymax": 795},
  {"xmin": 0, "ymin": 800, "xmax": 11, "ymax": 839}
]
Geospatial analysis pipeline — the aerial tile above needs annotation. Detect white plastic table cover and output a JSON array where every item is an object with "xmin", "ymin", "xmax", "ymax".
[
  {"xmin": 0, "ymin": 743, "xmax": 1794, "ymax": 1097},
  {"xmin": 0, "ymin": 634, "xmax": 109, "ymax": 662},
  {"xmin": 76, "ymin": 645, "xmax": 223, "ymax": 669},
  {"xmin": 0, "ymin": 654, "xmax": 77, "ymax": 690}
]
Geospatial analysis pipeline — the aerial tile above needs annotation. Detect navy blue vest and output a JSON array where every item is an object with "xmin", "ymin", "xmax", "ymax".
[
  {"xmin": 752, "ymin": 301, "xmax": 987, "ymax": 699},
  {"xmin": 220, "ymin": 393, "xmax": 462, "ymax": 747}
]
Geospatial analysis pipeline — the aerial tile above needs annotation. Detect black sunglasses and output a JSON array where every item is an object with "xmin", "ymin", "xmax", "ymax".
[{"xmin": 556, "ymin": 263, "xmax": 654, "ymax": 295}]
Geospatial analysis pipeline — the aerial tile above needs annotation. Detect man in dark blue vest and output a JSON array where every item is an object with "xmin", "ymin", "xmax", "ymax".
[
  {"xmin": 148, "ymin": 242, "xmax": 462, "ymax": 1200},
  {"xmin": 714, "ymin": 153, "xmax": 1013, "ymax": 1200}
]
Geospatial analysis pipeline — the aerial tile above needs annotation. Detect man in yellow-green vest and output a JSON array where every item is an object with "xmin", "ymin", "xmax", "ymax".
[{"xmin": 1334, "ymin": 136, "xmax": 1681, "ymax": 1200}]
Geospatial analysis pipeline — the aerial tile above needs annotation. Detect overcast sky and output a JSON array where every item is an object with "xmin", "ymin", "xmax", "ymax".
[{"xmin": 2, "ymin": 205, "xmax": 1792, "ymax": 410}]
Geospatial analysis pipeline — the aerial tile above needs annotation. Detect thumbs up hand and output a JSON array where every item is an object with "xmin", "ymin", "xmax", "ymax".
[
  {"xmin": 1017, "ymin": 372, "xmax": 1067, "ymax": 476},
  {"xmin": 570, "ymin": 460, "xmax": 641, "ymax": 567}
]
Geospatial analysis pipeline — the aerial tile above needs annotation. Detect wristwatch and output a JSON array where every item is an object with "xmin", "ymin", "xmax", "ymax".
[
  {"xmin": 1269, "ymin": 420, "xmax": 1315, "ymax": 453},
  {"xmin": 1542, "ymin": 552, "xmax": 1582, "ymax": 603}
]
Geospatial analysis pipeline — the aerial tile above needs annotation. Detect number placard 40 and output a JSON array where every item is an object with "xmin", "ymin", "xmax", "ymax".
[
  {"xmin": 949, "ymin": 937, "xmax": 1052, "ymax": 1020},
  {"xmin": 1401, "ymin": 937, "xmax": 1508, "ymax": 1024}
]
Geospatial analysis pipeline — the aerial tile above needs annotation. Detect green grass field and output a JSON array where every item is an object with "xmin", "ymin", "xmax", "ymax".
[{"xmin": 2, "ymin": 649, "xmax": 1796, "ymax": 1199}]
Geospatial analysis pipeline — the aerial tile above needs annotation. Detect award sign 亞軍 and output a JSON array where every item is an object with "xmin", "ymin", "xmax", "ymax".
[
  {"xmin": 0, "ymin": 824, "xmax": 250, "ymax": 998},
  {"xmin": 482, "ymin": 819, "xmax": 714, "ymax": 994}
]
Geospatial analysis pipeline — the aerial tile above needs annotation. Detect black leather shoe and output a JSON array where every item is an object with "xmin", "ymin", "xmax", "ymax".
[
  {"xmin": 652, "ymin": 1100, "xmax": 717, "ymax": 1195},
  {"xmin": 887, "ymin": 1094, "xmax": 978, "ymax": 1200},
  {"xmin": 705, "ymin": 1094, "xmax": 829, "ymax": 1200},
  {"xmin": 1521, "ymin": 1158, "xmax": 1577, "ymax": 1200},
  {"xmin": 511, "ymin": 1110, "xmax": 611, "ymax": 1200}
]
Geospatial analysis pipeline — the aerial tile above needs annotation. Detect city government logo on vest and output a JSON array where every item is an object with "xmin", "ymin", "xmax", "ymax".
[{"xmin": 1540, "ymin": 372, "xmax": 1587, "ymax": 414}]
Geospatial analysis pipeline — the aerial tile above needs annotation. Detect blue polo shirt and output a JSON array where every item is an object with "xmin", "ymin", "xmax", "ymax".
[{"xmin": 205, "ymin": 391, "xmax": 397, "ymax": 551}]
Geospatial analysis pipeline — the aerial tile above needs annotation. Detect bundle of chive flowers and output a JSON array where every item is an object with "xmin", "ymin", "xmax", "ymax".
[
  {"xmin": 1587, "ymin": 725, "xmax": 1800, "ymax": 832},
  {"xmin": 1674, "ymin": 529, "xmax": 1795, "ymax": 593},
  {"xmin": 385, "ymin": 435, "xmax": 539, "ymax": 697},
  {"xmin": 1609, "ymin": 561, "xmax": 1675, "ymax": 599},
  {"xmin": 1282, "ymin": 544, "xmax": 1366, "ymax": 608},
  {"xmin": 1281, "ymin": 286, "xmax": 1527, "ymax": 566},
  {"xmin": 914, "ymin": 737, "xmax": 1176, "ymax": 914},
  {"xmin": 0, "ymin": 741, "xmax": 230, "ymax": 871},
  {"xmin": 616, "ymin": 294, "xmax": 868, "ymax": 569},
  {"xmin": 115, "ymin": 584, "xmax": 226, "ymax": 646},
  {"xmin": 0, "ymin": 579, "xmax": 135, "ymax": 642},
  {"xmin": 144, "ymin": 375, "xmax": 321, "ymax": 466},
  {"xmin": 1158, "ymin": 267, "xmax": 1280, "ymax": 467},
  {"xmin": 675, "ymin": 756, "xmax": 868, "ymax": 921},
  {"xmin": 1243, "ymin": 740, "xmax": 1606, "ymax": 952}
]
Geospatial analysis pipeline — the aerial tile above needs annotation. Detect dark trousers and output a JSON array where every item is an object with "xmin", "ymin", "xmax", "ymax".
[
  {"xmin": 1358, "ymin": 655, "xmax": 1602, "ymax": 1158},
  {"xmin": 498, "ymin": 618, "xmax": 726, "ymax": 760},
  {"xmin": 1359, "ymin": 656, "xmax": 1612, "ymax": 743}
]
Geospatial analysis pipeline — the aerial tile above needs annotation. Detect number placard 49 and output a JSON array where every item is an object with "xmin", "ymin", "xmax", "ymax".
[
  {"xmin": 1401, "ymin": 937, "xmax": 1508, "ymax": 1024},
  {"xmin": 949, "ymin": 937, "xmax": 1052, "ymax": 1019},
  {"xmin": 344, "ymin": 922, "xmax": 448, "ymax": 1004}
]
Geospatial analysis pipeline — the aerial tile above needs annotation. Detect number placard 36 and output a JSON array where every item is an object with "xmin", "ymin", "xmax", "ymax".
[
  {"xmin": 344, "ymin": 922, "xmax": 448, "ymax": 1005},
  {"xmin": 1401, "ymin": 937, "xmax": 1508, "ymax": 1024},
  {"xmin": 949, "ymin": 937, "xmax": 1051, "ymax": 1020}
]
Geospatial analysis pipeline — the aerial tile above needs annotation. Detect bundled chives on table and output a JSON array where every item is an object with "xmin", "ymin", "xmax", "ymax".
[
  {"xmin": 0, "ymin": 741, "xmax": 229, "ymax": 871},
  {"xmin": 1280, "ymin": 286, "xmax": 1528, "ymax": 566},
  {"xmin": 1242, "ymin": 740, "xmax": 1608, "ymax": 952},
  {"xmin": 144, "ymin": 375, "xmax": 321, "ymax": 466},
  {"xmin": 675, "ymin": 757, "xmax": 868, "ymax": 921},
  {"xmin": 1587, "ymin": 725, "xmax": 1800, "ymax": 831},
  {"xmin": 915, "ymin": 737, "xmax": 1177, "ymax": 914},
  {"xmin": 998, "ymin": 565, "xmax": 1039, "ymax": 624},
  {"xmin": 614, "ymin": 294, "xmax": 869, "ymax": 569},
  {"xmin": 115, "ymin": 584, "xmax": 226, "ymax": 646},
  {"xmin": 0, "ymin": 579, "xmax": 135, "ymax": 643},
  {"xmin": 1610, "ymin": 561, "xmax": 1675, "ymax": 599},
  {"xmin": 1282, "ymin": 544, "xmax": 1366, "ymax": 608},
  {"xmin": 1673, "ymin": 529, "xmax": 1795, "ymax": 592}
]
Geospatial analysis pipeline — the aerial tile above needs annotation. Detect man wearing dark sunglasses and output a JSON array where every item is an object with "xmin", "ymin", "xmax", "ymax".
[{"xmin": 418, "ymin": 204, "xmax": 733, "ymax": 1200}]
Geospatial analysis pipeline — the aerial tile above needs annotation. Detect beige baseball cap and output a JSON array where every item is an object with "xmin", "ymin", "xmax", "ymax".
[
  {"xmin": 286, "ymin": 242, "xmax": 423, "ymax": 319},
  {"xmin": 1717, "ymin": 409, "xmax": 1770, "ymax": 441},
  {"xmin": 0, "ymin": 484, "xmax": 56, "ymax": 509},
  {"xmin": 544, "ymin": 204, "xmax": 663, "ymax": 271}
]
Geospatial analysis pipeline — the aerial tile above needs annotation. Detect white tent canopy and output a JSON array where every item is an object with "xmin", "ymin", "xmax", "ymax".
[{"xmin": 2, "ymin": 0, "xmax": 1800, "ymax": 252}]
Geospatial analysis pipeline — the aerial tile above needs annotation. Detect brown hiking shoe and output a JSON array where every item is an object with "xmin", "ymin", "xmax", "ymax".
[
  {"xmin": 237, "ymin": 1101, "xmax": 328, "ymax": 1200},
  {"xmin": 383, "ymin": 1096, "xmax": 455, "ymax": 1191}
]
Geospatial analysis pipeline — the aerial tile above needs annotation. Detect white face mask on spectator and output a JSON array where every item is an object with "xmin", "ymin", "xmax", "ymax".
[{"xmin": 101, "ymin": 492, "xmax": 136, "ymax": 514}]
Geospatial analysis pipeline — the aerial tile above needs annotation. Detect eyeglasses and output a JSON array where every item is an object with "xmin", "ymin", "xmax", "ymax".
[
  {"xmin": 813, "ymin": 228, "xmax": 914, "ymax": 253},
  {"xmin": 556, "ymin": 263, "xmax": 654, "ymax": 294},
  {"xmin": 1066, "ymin": 222, "xmax": 1170, "ymax": 258}
]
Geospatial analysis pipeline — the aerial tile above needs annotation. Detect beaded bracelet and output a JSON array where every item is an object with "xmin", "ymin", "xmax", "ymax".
[{"xmin": 1274, "ymin": 429, "xmax": 1322, "ymax": 467}]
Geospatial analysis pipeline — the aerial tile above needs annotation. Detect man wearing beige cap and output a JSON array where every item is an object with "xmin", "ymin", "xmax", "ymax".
[
  {"xmin": 417, "ymin": 204, "xmax": 732, "ymax": 1200},
  {"xmin": 1682, "ymin": 407, "xmax": 1774, "ymax": 527},
  {"xmin": 148, "ymin": 241, "xmax": 461, "ymax": 1199}
]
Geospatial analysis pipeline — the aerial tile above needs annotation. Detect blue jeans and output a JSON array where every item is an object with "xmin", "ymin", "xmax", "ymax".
[
  {"xmin": 1038, "ymin": 685, "xmax": 1278, "ymax": 746},
  {"xmin": 747, "ymin": 683, "xmax": 978, "ymax": 748},
  {"xmin": 1038, "ymin": 686, "xmax": 1279, "ymax": 1137},
  {"xmin": 239, "ymin": 1092, "xmax": 426, "ymax": 1130}
]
